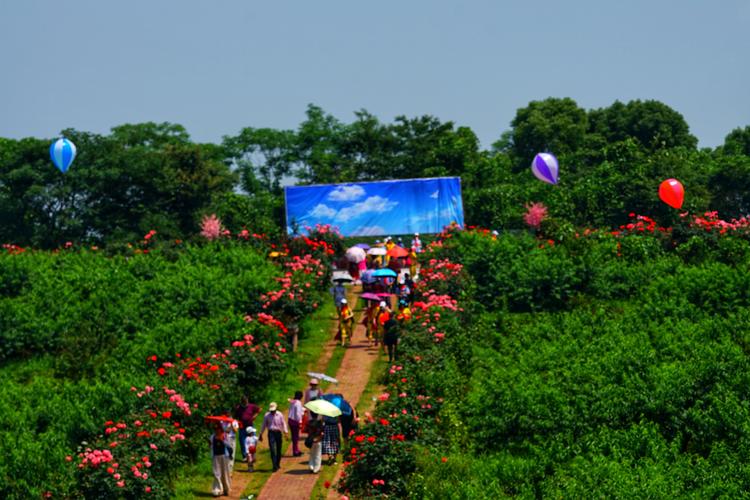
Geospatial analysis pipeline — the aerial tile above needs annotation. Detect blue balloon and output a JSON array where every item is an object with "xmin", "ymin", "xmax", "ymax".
[{"xmin": 50, "ymin": 138, "xmax": 77, "ymax": 173}]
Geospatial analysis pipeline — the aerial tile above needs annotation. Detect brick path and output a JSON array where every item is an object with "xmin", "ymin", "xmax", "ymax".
[{"xmin": 254, "ymin": 286, "xmax": 379, "ymax": 500}]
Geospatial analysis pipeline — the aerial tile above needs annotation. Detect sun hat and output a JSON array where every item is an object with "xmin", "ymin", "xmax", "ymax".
[
  {"xmin": 310, "ymin": 378, "xmax": 319, "ymax": 385},
  {"xmin": 341, "ymin": 298, "xmax": 347, "ymax": 304},
  {"xmin": 246, "ymin": 426, "xmax": 256, "ymax": 434},
  {"xmin": 379, "ymin": 301, "xmax": 387, "ymax": 308},
  {"xmin": 269, "ymin": 402, "xmax": 278, "ymax": 411}
]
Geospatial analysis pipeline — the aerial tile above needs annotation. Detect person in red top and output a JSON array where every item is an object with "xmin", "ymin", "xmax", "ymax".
[
  {"xmin": 233, "ymin": 396, "xmax": 260, "ymax": 461},
  {"xmin": 376, "ymin": 301, "xmax": 391, "ymax": 346}
]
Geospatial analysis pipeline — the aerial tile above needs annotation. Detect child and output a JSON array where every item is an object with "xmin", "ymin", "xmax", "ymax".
[{"xmin": 244, "ymin": 426, "xmax": 258, "ymax": 472}]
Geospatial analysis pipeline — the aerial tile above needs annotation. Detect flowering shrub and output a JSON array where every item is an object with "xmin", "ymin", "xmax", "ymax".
[
  {"xmin": 523, "ymin": 202, "xmax": 548, "ymax": 229},
  {"xmin": 200, "ymin": 214, "xmax": 224, "ymax": 240}
]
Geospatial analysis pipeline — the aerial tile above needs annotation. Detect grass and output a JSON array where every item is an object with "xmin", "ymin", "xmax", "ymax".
[{"xmin": 173, "ymin": 297, "xmax": 339, "ymax": 499}]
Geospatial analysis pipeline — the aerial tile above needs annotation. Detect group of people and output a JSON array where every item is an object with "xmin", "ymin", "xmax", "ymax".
[{"xmin": 209, "ymin": 379, "xmax": 355, "ymax": 496}]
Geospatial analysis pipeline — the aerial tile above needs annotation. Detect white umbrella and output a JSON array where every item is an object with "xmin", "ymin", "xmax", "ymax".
[
  {"xmin": 367, "ymin": 247, "xmax": 387, "ymax": 256},
  {"xmin": 345, "ymin": 246, "xmax": 367, "ymax": 263},
  {"xmin": 307, "ymin": 371, "xmax": 339, "ymax": 384}
]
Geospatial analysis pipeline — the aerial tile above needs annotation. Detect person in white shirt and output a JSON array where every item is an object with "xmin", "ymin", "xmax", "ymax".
[
  {"xmin": 287, "ymin": 390, "xmax": 305, "ymax": 457},
  {"xmin": 244, "ymin": 427, "xmax": 258, "ymax": 472}
]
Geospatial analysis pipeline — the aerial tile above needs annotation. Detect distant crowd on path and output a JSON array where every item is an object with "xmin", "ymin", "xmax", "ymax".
[{"xmin": 208, "ymin": 376, "xmax": 359, "ymax": 495}]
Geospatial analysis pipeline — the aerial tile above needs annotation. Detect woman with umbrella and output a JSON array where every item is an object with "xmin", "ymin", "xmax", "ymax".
[
  {"xmin": 322, "ymin": 413, "xmax": 341, "ymax": 465},
  {"xmin": 304, "ymin": 399, "xmax": 341, "ymax": 472}
]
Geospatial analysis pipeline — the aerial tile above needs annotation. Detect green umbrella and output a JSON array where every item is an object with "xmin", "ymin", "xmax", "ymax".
[{"xmin": 304, "ymin": 399, "xmax": 342, "ymax": 417}]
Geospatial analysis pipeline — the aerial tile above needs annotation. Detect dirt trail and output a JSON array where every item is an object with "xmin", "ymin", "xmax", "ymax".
[{"xmin": 252, "ymin": 286, "xmax": 379, "ymax": 500}]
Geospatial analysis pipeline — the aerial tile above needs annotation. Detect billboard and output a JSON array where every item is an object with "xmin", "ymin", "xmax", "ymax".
[{"xmin": 284, "ymin": 177, "xmax": 464, "ymax": 236}]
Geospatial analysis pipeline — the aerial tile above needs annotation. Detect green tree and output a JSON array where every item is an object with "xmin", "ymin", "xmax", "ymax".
[
  {"xmin": 499, "ymin": 97, "xmax": 589, "ymax": 171},
  {"xmin": 719, "ymin": 126, "xmax": 750, "ymax": 157},
  {"xmin": 588, "ymin": 100, "xmax": 698, "ymax": 151}
]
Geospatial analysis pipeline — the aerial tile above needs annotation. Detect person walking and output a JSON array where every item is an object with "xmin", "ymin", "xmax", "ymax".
[
  {"xmin": 339, "ymin": 298, "xmax": 355, "ymax": 347},
  {"xmin": 383, "ymin": 317, "xmax": 400, "ymax": 363},
  {"xmin": 376, "ymin": 301, "xmax": 391, "ymax": 346},
  {"xmin": 321, "ymin": 414, "xmax": 341, "ymax": 465},
  {"xmin": 330, "ymin": 282, "xmax": 346, "ymax": 311},
  {"xmin": 210, "ymin": 423, "xmax": 232, "ymax": 496},
  {"xmin": 244, "ymin": 427, "xmax": 258, "ymax": 472},
  {"xmin": 259, "ymin": 402, "xmax": 288, "ymax": 472},
  {"xmin": 233, "ymin": 396, "xmax": 260, "ymax": 461},
  {"xmin": 287, "ymin": 391, "xmax": 305, "ymax": 457},
  {"xmin": 306, "ymin": 413, "xmax": 325, "ymax": 474},
  {"xmin": 304, "ymin": 378, "xmax": 323, "ymax": 403}
]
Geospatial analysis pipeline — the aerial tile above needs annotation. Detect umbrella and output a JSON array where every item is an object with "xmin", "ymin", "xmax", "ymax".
[
  {"xmin": 387, "ymin": 246, "xmax": 409, "ymax": 258},
  {"xmin": 331, "ymin": 271, "xmax": 353, "ymax": 283},
  {"xmin": 321, "ymin": 393, "xmax": 353, "ymax": 416},
  {"xmin": 204, "ymin": 415, "xmax": 236, "ymax": 424},
  {"xmin": 376, "ymin": 292, "xmax": 392, "ymax": 298},
  {"xmin": 354, "ymin": 243, "xmax": 370, "ymax": 250},
  {"xmin": 367, "ymin": 247, "xmax": 387, "ymax": 256},
  {"xmin": 360, "ymin": 270, "xmax": 376, "ymax": 284},
  {"xmin": 304, "ymin": 399, "xmax": 342, "ymax": 417},
  {"xmin": 307, "ymin": 371, "xmax": 339, "ymax": 384},
  {"xmin": 360, "ymin": 292, "xmax": 381, "ymax": 301},
  {"xmin": 346, "ymin": 246, "xmax": 367, "ymax": 263},
  {"xmin": 372, "ymin": 268, "xmax": 397, "ymax": 278}
]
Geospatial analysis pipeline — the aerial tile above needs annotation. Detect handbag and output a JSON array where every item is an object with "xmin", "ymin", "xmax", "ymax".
[{"xmin": 304, "ymin": 434, "xmax": 315, "ymax": 449}]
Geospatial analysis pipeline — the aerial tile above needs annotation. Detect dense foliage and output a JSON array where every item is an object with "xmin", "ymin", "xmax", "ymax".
[
  {"xmin": 0, "ymin": 231, "xmax": 336, "ymax": 498},
  {"xmin": 336, "ymin": 224, "xmax": 750, "ymax": 498},
  {"xmin": 3, "ymin": 100, "xmax": 749, "ymax": 248}
]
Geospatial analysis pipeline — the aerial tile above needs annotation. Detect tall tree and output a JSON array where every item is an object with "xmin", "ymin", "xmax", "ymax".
[
  {"xmin": 588, "ymin": 100, "xmax": 698, "ymax": 151},
  {"xmin": 499, "ymin": 97, "xmax": 589, "ymax": 172}
]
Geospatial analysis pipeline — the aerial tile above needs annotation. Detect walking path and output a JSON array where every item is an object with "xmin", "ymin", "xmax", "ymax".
[
  {"xmin": 220, "ymin": 314, "xmax": 341, "ymax": 500},
  {"xmin": 253, "ymin": 286, "xmax": 379, "ymax": 500}
]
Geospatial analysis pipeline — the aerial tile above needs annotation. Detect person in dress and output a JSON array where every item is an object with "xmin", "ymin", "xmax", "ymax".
[
  {"xmin": 411, "ymin": 233, "xmax": 422, "ymax": 253},
  {"xmin": 210, "ymin": 423, "xmax": 232, "ymax": 496},
  {"xmin": 376, "ymin": 301, "xmax": 391, "ymax": 346},
  {"xmin": 244, "ymin": 427, "xmax": 258, "ymax": 472},
  {"xmin": 321, "ymin": 414, "xmax": 341, "ymax": 465},
  {"xmin": 259, "ymin": 402, "xmax": 289, "ymax": 472},
  {"xmin": 287, "ymin": 390, "xmax": 305, "ymax": 457}
]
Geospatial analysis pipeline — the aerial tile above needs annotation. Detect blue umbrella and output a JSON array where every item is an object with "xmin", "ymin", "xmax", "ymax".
[
  {"xmin": 372, "ymin": 268, "xmax": 397, "ymax": 278},
  {"xmin": 354, "ymin": 243, "xmax": 370, "ymax": 250},
  {"xmin": 360, "ymin": 270, "xmax": 376, "ymax": 284},
  {"xmin": 321, "ymin": 393, "xmax": 353, "ymax": 416}
]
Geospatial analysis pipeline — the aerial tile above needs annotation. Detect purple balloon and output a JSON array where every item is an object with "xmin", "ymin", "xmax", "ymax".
[{"xmin": 531, "ymin": 153, "xmax": 559, "ymax": 185}]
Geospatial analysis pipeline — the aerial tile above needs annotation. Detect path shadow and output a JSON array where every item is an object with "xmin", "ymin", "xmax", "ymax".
[
  {"xmin": 284, "ymin": 468, "xmax": 315, "ymax": 475},
  {"xmin": 191, "ymin": 490, "xmax": 215, "ymax": 498}
]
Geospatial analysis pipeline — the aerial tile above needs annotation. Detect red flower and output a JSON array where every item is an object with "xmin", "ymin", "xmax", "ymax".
[
  {"xmin": 161, "ymin": 411, "xmax": 172, "ymax": 419},
  {"xmin": 324, "ymin": 481, "xmax": 331, "ymax": 488}
]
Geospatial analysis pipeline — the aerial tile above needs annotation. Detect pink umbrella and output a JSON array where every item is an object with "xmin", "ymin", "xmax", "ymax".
[{"xmin": 361, "ymin": 292, "xmax": 381, "ymax": 301}]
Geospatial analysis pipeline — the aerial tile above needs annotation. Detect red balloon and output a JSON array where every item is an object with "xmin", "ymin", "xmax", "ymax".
[{"xmin": 659, "ymin": 178, "xmax": 684, "ymax": 209}]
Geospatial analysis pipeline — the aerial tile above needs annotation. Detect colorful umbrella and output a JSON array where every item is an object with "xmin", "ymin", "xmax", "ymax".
[
  {"xmin": 354, "ymin": 243, "xmax": 370, "ymax": 250},
  {"xmin": 372, "ymin": 268, "xmax": 397, "ymax": 278},
  {"xmin": 304, "ymin": 399, "xmax": 342, "ymax": 417},
  {"xmin": 332, "ymin": 271, "xmax": 353, "ymax": 283},
  {"xmin": 367, "ymin": 247, "xmax": 387, "ymax": 256},
  {"xmin": 321, "ymin": 393, "xmax": 353, "ymax": 416},
  {"xmin": 346, "ymin": 246, "xmax": 367, "ymax": 263},
  {"xmin": 360, "ymin": 292, "xmax": 381, "ymax": 301},
  {"xmin": 387, "ymin": 246, "xmax": 409, "ymax": 258}
]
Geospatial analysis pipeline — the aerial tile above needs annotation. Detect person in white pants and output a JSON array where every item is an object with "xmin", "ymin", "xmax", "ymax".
[
  {"xmin": 306, "ymin": 414, "xmax": 324, "ymax": 473},
  {"xmin": 210, "ymin": 424, "xmax": 232, "ymax": 496}
]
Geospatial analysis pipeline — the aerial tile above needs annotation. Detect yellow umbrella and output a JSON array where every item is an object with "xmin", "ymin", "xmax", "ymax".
[{"xmin": 304, "ymin": 399, "xmax": 342, "ymax": 417}]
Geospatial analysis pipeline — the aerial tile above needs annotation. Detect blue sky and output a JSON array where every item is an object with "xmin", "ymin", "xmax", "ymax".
[
  {"xmin": 1, "ymin": 1, "xmax": 748, "ymax": 149},
  {"xmin": 285, "ymin": 178, "xmax": 463, "ymax": 236}
]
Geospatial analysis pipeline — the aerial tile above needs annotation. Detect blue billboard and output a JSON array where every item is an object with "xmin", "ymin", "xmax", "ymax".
[{"xmin": 284, "ymin": 177, "xmax": 464, "ymax": 236}]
